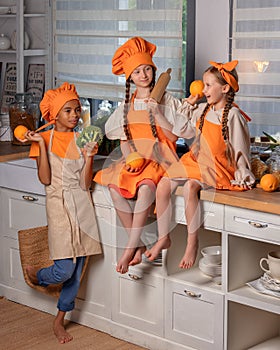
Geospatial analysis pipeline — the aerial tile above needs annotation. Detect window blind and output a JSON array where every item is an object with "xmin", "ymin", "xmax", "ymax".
[
  {"xmin": 53, "ymin": 0, "xmax": 184, "ymax": 101},
  {"xmin": 231, "ymin": 0, "xmax": 280, "ymax": 136}
]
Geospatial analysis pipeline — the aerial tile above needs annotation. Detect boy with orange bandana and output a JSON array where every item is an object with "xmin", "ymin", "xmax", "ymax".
[
  {"xmin": 145, "ymin": 60, "xmax": 255, "ymax": 269},
  {"xmin": 18, "ymin": 82, "xmax": 101, "ymax": 344}
]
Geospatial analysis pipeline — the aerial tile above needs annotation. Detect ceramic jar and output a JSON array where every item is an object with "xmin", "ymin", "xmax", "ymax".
[{"xmin": 0, "ymin": 34, "xmax": 10, "ymax": 50}]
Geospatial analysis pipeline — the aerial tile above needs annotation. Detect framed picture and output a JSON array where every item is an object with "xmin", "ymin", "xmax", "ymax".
[
  {"xmin": 1, "ymin": 62, "xmax": 17, "ymax": 114},
  {"xmin": 26, "ymin": 64, "xmax": 45, "ymax": 104}
]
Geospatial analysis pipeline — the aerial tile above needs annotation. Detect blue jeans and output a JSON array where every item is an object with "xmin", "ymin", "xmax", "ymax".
[{"xmin": 37, "ymin": 257, "xmax": 85, "ymax": 312}]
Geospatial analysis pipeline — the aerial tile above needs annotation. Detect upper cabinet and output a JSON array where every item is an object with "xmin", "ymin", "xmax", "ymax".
[{"xmin": 0, "ymin": 0, "xmax": 52, "ymax": 111}]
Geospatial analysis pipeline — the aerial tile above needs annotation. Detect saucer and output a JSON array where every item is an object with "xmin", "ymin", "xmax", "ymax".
[{"xmin": 260, "ymin": 272, "xmax": 280, "ymax": 292}]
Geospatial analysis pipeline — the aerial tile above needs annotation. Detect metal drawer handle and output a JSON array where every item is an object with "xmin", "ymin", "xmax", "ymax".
[
  {"xmin": 128, "ymin": 273, "xmax": 142, "ymax": 281},
  {"xmin": 22, "ymin": 195, "xmax": 38, "ymax": 202},
  {"xmin": 248, "ymin": 221, "xmax": 268, "ymax": 229},
  {"xmin": 184, "ymin": 290, "xmax": 201, "ymax": 298}
]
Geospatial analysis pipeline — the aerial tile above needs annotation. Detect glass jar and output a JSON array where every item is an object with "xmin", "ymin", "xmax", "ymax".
[
  {"xmin": 9, "ymin": 93, "xmax": 39, "ymax": 145},
  {"xmin": 80, "ymin": 97, "xmax": 91, "ymax": 128}
]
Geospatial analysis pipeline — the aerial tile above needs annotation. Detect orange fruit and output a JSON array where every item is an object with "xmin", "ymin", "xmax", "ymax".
[
  {"xmin": 13, "ymin": 125, "xmax": 28, "ymax": 140},
  {"xmin": 190, "ymin": 80, "xmax": 204, "ymax": 98},
  {"xmin": 126, "ymin": 152, "xmax": 145, "ymax": 169},
  {"xmin": 260, "ymin": 173, "xmax": 279, "ymax": 192}
]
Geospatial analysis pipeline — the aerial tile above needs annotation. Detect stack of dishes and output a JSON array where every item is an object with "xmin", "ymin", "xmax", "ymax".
[{"xmin": 199, "ymin": 245, "xmax": 222, "ymax": 277}]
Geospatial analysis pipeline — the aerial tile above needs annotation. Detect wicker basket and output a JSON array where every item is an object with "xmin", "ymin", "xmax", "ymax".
[{"xmin": 18, "ymin": 226, "xmax": 89, "ymax": 297}]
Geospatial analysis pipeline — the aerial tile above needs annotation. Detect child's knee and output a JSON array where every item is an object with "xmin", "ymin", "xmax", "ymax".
[{"xmin": 53, "ymin": 267, "xmax": 73, "ymax": 283}]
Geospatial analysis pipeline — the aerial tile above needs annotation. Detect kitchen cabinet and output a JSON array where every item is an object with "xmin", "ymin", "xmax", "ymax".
[
  {"xmin": 0, "ymin": 0, "xmax": 51, "ymax": 104},
  {"xmin": 165, "ymin": 279, "xmax": 223, "ymax": 350},
  {"xmin": 1, "ymin": 159, "xmax": 280, "ymax": 349},
  {"xmin": 0, "ymin": 186, "xmax": 47, "ymax": 295},
  {"xmin": 223, "ymin": 206, "xmax": 280, "ymax": 350}
]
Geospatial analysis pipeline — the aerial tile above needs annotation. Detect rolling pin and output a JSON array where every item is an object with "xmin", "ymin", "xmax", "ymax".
[{"xmin": 150, "ymin": 68, "xmax": 172, "ymax": 103}]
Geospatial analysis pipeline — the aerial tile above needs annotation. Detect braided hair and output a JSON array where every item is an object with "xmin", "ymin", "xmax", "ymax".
[
  {"xmin": 123, "ymin": 67, "xmax": 170, "ymax": 165},
  {"xmin": 192, "ymin": 65, "xmax": 238, "ymax": 165}
]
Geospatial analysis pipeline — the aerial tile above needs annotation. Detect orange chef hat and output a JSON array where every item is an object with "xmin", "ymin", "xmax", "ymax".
[
  {"xmin": 112, "ymin": 37, "xmax": 157, "ymax": 79},
  {"xmin": 37, "ymin": 82, "xmax": 80, "ymax": 131}
]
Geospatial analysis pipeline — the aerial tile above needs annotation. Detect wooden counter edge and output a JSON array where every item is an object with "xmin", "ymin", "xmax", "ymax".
[
  {"xmin": 175, "ymin": 186, "xmax": 280, "ymax": 215},
  {"xmin": 0, "ymin": 141, "xmax": 30, "ymax": 162}
]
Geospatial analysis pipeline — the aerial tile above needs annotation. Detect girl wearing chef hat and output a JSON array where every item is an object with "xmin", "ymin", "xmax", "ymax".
[{"xmin": 94, "ymin": 36, "xmax": 182, "ymax": 274}]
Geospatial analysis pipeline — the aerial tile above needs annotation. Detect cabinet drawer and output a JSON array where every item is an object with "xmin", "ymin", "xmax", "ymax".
[
  {"xmin": 175, "ymin": 196, "xmax": 224, "ymax": 231},
  {"xmin": 165, "ymin": 279, "xmax": 224, "ymax": 350},
  {"xmin": 1, "ymin": 187, "xmax": 47, "ymax": 239},
  {"xmin": 225, "ymin": 206, "xmax": 280, "ymax": 243},
  {"xmin": 112, "ymin": 266, "xmax": 164, "ymax": 336}
]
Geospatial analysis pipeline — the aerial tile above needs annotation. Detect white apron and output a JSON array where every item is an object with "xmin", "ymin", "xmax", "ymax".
[{"xmin": 45, "ymin": 129, "xmax": 101, "ymax": 260}]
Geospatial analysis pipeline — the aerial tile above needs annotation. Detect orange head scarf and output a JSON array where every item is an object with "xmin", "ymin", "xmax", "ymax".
[
  {"xmin": 209, "ymin": 60, "xmax": 239, "ymax": 92},
  {"xmin": 112, "ymin": 37, "xmax": 157, "ymax": 80},
  {"xmin": 37, "ymin": 82, "xmax": 80, "ymax": 131}
]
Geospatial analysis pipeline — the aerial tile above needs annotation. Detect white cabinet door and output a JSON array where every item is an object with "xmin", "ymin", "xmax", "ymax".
[
  {"xmin": 1, "ymin": 187, "xmax": 47, "ymax": 239},
  {"xmin": 165, "ymin": 279, "xmax": 224, "ymax": 350},
  {"xmin": 112, "ymin": 265, "xmax": 164, "ymax": 337},
  {"xmin": 77, "ymin": 204, "xmax": 113, "ymax": 320},
  {"xmin": 0, "ymin": 187, "xmax": 47, "ymax": 293}
]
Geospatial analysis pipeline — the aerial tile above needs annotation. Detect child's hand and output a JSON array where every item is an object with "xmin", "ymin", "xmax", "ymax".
[
  {"xmin": 16, "ymin": 130, "xmax": 42, "ymax": 143},
  {"xmin": 147, "ymin": 97, "xmax": 159, "ymax": 114},
  {"xmin": 82, "ymin": 141, "xmax": 98, "ymax": 157},
  {"xmin": 183, "ymin": 94, "xmax": 202, "ymax": 106}
]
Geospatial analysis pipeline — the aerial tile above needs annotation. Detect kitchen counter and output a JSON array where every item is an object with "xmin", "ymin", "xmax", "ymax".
[
  {"xmin": 0, "ymin": 142, "xmax": 30, "ymax": 162},
  {"xmin": 176, "ymin": 186, "xmax": 280, "ymax": 215}
]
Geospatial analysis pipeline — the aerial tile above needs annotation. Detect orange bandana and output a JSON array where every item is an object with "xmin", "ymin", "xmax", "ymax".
[
  {"xmin": 112, "ymin": 37, "xmax": 157, "ymax": 79},
  {"xmin": 209, "ymin": 60, "xmax": 239, "ymax": 92}
]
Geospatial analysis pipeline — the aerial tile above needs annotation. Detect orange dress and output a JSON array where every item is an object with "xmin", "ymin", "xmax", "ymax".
[
  {"xmin": 94, "ymin": 98, "xmax": 178, "ymax": 198},
  {"xmin": 167, "ymin": 118, "xmax": 248, "ymax": 191}
]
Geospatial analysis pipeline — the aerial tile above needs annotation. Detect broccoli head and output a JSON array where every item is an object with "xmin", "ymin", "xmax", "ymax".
[{"xmin": 76, "ymin": 125, "xmax": 104, "ymax": 148}]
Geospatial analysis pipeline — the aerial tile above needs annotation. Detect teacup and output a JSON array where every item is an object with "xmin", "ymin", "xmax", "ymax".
[{"xmin": 260, "ymin": 251, "xmax": 280, "ymax": 281}]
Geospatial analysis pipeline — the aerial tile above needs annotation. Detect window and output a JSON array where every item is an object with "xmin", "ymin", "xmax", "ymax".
[
  {"xmin": 230, "ymin": 0, "xmax": 280, "ymax": 137},
  {"xmin": 53, "ymin": 0, "xmax": 191, "ymax": 106}
]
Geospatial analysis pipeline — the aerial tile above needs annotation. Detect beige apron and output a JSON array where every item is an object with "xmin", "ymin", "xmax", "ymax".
[{"xmin": 46, "ymin": 129, "xmax": 101, "ymax": 260}]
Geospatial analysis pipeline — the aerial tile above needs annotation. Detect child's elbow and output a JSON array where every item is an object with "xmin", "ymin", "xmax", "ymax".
[{"xmin": 39, "ymin": 175, "xmax": 51, "ymax": 186}]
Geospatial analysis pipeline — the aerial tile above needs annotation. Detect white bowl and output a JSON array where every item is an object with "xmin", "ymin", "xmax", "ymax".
[
  {"xmin": 201, "ymin": 245, "xmax": 222, "ymax": 265},
  {"xmin": 199, "ymin": 258, "xmax": 222, "ymax": 277}
]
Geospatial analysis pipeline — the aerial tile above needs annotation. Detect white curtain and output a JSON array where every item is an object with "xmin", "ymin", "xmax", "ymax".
[
  {"xmin": 53, "ymin": 0, "xmax": 184, "ymax": 101},
  {"xmin": 231, "ymin": 0, "xmax": 280, "ymax": 137}
]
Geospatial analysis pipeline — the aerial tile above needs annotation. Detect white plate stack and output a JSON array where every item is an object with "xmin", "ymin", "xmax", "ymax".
[{"xmin": 199, "ymin": 245, "xmax": 222, "ymax": 278}]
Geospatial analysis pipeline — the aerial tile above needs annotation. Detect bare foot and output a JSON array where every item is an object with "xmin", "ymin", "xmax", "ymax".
[
  {"xmin": 129, "ymin": 246, "xmax": 146, "ymax": 266},
  {"xmin": 26, "ymin": 266, "xmax": 39, "ymax": 285},
  {"xmin": 53, "ymin": 318, "xmax": 73, "ymax": 344},
  {"xmin": 145, "ymin": 235, "xmax": 171, "ymax": 261},
  {"xmin": 179, "ymin": 234, "xmax": 199, "ymax": 269},
  {"xmin": 116, "ymin": 248, "xmax": 136, "ymax": 274}
]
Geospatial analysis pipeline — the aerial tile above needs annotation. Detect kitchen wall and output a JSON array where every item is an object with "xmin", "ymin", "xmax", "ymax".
[{"xmin": 195, "ymin": 0, "xmax": 229, "ymax": 78}]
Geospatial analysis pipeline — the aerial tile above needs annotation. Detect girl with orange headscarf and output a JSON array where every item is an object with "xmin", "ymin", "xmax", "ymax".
[
  {"xmin": 17, "ymin": 82, "xmax": 101, "ymax": 344},
  {"xmin": 145, "ymin": 60, "xmax": 255, "ymax": 269},
  {"xmin": 94, "ymin": 37, "xmax": 182, "ymax": 274}
]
